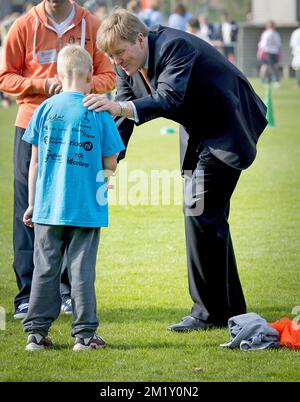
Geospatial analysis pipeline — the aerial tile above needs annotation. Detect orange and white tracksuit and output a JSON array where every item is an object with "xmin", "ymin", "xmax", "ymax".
[{"xmin": 0, "ymin": 0, "xmax": 115, "ymax": 129}]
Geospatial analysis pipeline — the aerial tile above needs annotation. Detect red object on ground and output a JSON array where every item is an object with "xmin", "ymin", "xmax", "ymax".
[{"xmin": 269, "ymin": 317, "xmax": 300, "ymax": 349}]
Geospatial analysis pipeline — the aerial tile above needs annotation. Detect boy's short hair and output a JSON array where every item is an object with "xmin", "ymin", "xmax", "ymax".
[{"xmin": 57, "ymin": 45, "xmax": 92, "ymax": 81}]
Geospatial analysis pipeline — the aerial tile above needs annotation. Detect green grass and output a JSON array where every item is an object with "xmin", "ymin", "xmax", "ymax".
[{"xmin": 0, "ymin": 80, "xmax": 300, "ymax": 382}]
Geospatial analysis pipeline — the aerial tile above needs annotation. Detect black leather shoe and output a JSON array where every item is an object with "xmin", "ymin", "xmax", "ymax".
[{"xmin": 167, "ymin": 316, "xmax": 211, "ymax": 332}]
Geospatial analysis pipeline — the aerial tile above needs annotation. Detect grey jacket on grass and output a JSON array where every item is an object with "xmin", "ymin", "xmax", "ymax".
[{"xmin": 220, "ymin": 312, "xmax": 279, "ymax": 351}]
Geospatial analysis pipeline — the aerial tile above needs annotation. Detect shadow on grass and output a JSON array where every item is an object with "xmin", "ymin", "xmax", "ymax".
[{"xmin": 6, "ymin": 304, "xmax": 294, "ymax": 326}]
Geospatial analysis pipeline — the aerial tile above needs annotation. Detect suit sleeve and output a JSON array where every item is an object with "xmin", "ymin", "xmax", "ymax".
[
  {"xmin": 132, "ymin": 38, "xmax": 197, "ymax": 125},
  {"xmin": 113, "ymin": 68, "xmax": 137, "ymax": 161}
]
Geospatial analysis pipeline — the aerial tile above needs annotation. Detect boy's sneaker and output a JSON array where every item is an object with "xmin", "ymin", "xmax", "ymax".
[
  {"xmin": 26, "ymin": 333, "xmax": 53, "ymax": 351},
  {"xmin": 14, "ymin": 302, "xmax": 29, "ymax": 320},
  {"xmin": 73, "ymin": 334, "xmax": 106, "ymax": 351},
  {"xmin": 61, "ymin": 298, "xmax": 72, "ymax": 315}
]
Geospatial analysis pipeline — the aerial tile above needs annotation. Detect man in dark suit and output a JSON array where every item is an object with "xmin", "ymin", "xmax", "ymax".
[{"xmin": 84, "ymin": 8, "xmax": 267, "ymax": 331}]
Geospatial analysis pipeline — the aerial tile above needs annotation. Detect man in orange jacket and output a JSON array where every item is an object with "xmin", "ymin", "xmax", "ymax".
[{"xmin": 0, "ymin": 0, "xmax": 116, "ymax": 320}]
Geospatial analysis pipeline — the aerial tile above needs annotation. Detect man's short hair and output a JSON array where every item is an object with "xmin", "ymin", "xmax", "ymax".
[
  {"xmin": 96, "ymin": 8, "xmax": 149, "ymax": 55},
  {"xmin": 57, "ymin": 45, "xmax": 92, "ymax": 80}
]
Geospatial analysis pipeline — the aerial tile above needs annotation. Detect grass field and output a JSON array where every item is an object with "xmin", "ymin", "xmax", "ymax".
[{"xmin": 0, "ymin": 80, "xmax": 300, "ymax": 382}]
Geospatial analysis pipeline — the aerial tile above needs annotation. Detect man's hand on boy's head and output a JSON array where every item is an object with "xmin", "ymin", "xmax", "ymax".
[
  {"xmin": 23, "ymin": 206, "xmax": 34, "ymax": 228},
  {"xmin": 45, "ymin": 77, "xmax": 62, "ymax": 97}
]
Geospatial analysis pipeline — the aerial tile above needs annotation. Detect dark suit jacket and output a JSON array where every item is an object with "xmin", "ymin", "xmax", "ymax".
[{"xmin": 115, "ymin": 25, "xmax": 267, "ymax": 172}]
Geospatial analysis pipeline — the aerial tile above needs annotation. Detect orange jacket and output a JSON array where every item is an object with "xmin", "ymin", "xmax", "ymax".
[
  {"xmin": 0, "ymin": 0, "xmax": 115, "ymax": 128},
  {"xmin": 269, "ymin": 317, "xmax": 300, "ymax": 350}
]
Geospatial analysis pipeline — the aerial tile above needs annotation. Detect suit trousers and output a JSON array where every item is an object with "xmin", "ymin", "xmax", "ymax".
[
  {"xmin": 13, "ymin": 127, "xmax": 71, "ymax": 309},
  {"xmin": 184, "ymin": 147, "xmax": 247, "ymax": 326}
]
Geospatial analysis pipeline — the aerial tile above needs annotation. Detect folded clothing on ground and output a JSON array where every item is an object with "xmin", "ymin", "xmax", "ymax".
[{"xmin": 220, "ymin": 312, "xmax": 279, "ymax": 351}]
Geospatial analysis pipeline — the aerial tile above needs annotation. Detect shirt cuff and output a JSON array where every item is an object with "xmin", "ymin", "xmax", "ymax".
[{"xmin": 128, "ymin": 101, "xmax": 139, "ymax": 123}]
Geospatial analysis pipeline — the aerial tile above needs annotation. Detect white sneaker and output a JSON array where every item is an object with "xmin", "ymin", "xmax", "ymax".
[
  {"xmin": 26, "ymin": 333, "xmax": 53, "ymax": 351},
  {"xmin": 73, "ymin": 334, "xmax": 106, "ymax": 351}
]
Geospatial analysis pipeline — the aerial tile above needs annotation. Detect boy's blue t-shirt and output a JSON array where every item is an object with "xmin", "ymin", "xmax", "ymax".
[{"xmin": 22, "ymin": 92, "xmax": 125, "ymax": 227}]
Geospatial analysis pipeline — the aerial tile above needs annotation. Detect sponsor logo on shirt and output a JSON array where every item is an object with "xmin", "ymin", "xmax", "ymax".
[
  {"xmin": 67, "ymin": 157, "xmax": 89, "ymax": 168},
  {"xmin": 43, "ymin": 136, "xmax": 66, "ymax": 145},
  {"xmin": 45, "ymin": 149, "xmax": 62, "ymax": 163},
  {"xmin": 47, "ymin": 113, "xmax": 65, "ymax": 122},
  {"xmin": 69, "ymin": 140, "xmax": 93, "ymax": 151}
]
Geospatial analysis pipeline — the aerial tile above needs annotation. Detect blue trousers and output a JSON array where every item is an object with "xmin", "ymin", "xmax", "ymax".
[{"xmin": 23, "ymin": 225, "xmax": 100, "ymax": 338}]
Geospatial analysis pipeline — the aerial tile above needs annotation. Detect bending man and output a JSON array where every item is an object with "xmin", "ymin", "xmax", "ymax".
[{"xmin": 84, "ymin": 9, "xmax": 267, "ymax": 331}]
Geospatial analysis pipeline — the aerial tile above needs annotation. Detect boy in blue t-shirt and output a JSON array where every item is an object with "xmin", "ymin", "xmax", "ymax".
[{"xmin": 22, "ymin": 45, "xmax": 124, "ymax": 351}]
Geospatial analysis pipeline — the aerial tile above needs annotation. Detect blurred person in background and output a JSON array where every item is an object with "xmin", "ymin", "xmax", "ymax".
[
  {"xmin": 290, "ymin": 24, "xmax": 300, "ymax": 88},
  {"xmin": 186, "ymin": 17, "xmax": 212, "ymax": 45},
  {"xmin": 0, "ymin": 0, "xmax": 12, "ymax": 21},
  {"xmin": 168, "ymin": 3, "xmax": 192, "ymax": 31},
  {"xmin": 215, "ymin": 12, "xmax": 238, "ymax": 63},
  {"xmin": 83, "ymin": 0, "xmax": 108, "ymax": 23},
  {"xmin": 257, "ymin": 20, "xmax": 282, "ymax": 86},
  {"xmin": 126, "ymin": 0, "xmax": 152, "ymax": 28},
  {"xmin": 140, "ymin": 0, "xmax": 163, "ymax": 28},
  {"xmin": 186, "ymin": 17, "xmax": 200, "ymax": 36},
  {"xmin": 198, "ymin": 15, "xmax": 214, "ymax": 41}
]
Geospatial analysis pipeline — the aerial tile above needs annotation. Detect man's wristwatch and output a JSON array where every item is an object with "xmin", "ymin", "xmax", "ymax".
[{"xmin": 118, "ymin": 101, "xmax": 128, "ymax": 117}]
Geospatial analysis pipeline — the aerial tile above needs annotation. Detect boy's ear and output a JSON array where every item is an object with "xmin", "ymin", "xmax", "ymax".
[
  {"xmin": 87, "ymin": 68, "xmax": 93, "ymax": 82},
  {"xmin": 85, "ymin": 70, "xmax": 93, "ymax": 94}
]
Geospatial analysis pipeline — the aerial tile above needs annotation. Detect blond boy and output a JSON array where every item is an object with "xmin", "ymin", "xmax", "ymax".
[{"xmin": 22, "ymin": 45, "xmax": 124, "ymax": 351}]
